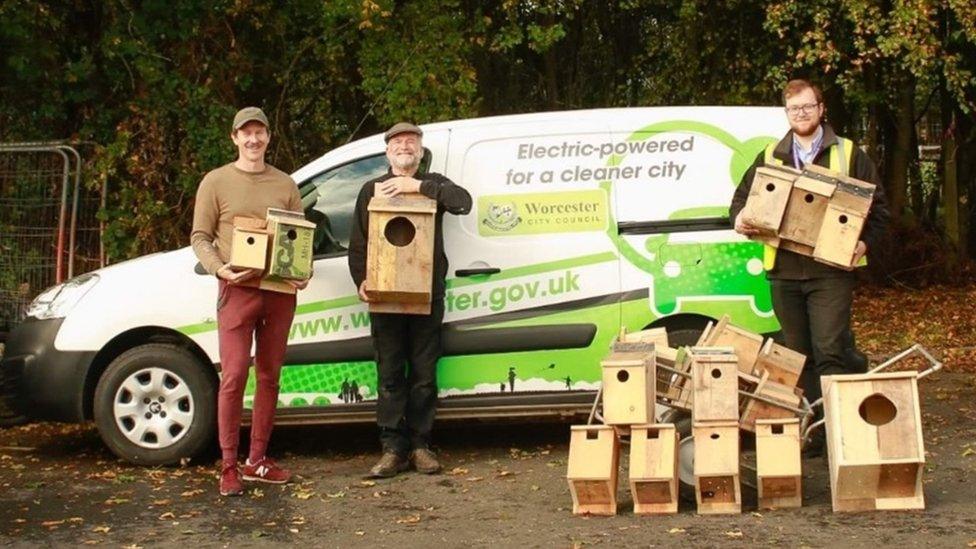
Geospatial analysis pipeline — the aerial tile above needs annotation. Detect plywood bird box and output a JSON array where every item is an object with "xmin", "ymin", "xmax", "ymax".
[
  {"xmin": 778, "ymin": 173, "xmax": 834, "ymax": 247},
  {"xmin": 740, "ymin": 165, "xmax": 800, "ymax": 234},
  {"xmin": 753, "ymin": 339, "xmax": 805, "ymax": 388},
  {"xmin": 690, "ymin": 347, "xmax": 740, "ymax": 423},
  {"xmin": 756, "ymin": 418, "xmax": 802, "ymax": 509},
  {"xmin": 628, "ymin": 424, "xmax": 678, "ymax": 515},
  {"xmin": 567, "ymin": 425, "xmax": 620, "ymax": 516},
  {"xmin": 821, "ymin": 371, "xmax": 925, "ymax": 512},
  {"xmin": 601, "ymin": 350, "xmax": 656, "ymax": 425},
  {"xmin": 739, "ymin": 374, "xmax": 802, "ymax": 433},
  {"xmin": 702, "ymin": 315, "xmax": 764, "ymax": 376},
  {"xmin": 693, "ymin": 420, "xmax": 741, "ymax": 514},
  {"xmin": 365, "ymin": 192, "xmax": 437, "ymax": 314},
  {"xmin": 230, "ymin": 227, "xmax": 269, "ymax": 271},
  {"xmin": 266, "ymin": 209, "xmax": 316, "ymax": 280}
]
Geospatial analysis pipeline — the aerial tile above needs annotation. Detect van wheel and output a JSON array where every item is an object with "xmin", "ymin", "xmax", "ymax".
[{"xmin": 94, "ymin": 343, "xmax": 216, "ymax": 465}]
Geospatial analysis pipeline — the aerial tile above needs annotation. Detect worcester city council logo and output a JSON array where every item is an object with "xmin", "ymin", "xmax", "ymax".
[{"xmin": 482, "ymin": 201, "xmax": 521, "ymax": 232}]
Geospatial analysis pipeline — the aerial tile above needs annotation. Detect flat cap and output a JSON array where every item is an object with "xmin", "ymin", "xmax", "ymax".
[
  {"xmin": 232, "ymin": 107, "xmax": 269, "ymax": 131},
  {"xmin": 384, "ymin": 122, "xmax": 423, "ymax": 143}
]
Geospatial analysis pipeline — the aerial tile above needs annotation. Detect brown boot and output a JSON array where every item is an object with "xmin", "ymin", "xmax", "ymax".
[
  {"xmin": 367, "ymin": 452, "xmax": 410, "ymax": 479},
  {"xmin": 410, "ymin": 448, "xmax": 442, "ymax": 474}
]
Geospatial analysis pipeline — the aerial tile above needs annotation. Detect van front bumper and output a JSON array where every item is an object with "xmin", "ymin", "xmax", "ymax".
[{"xmin": 0, "ymin": 318, "xmax": 96, "ymax": 422}]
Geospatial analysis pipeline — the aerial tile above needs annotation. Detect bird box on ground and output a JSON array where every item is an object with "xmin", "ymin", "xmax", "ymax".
[
  {"xmin": 693, "ymin": 420, "xmax": 741, "ymax": 514},
  {"xmin": 628, "ymin": 424, "xmax": 679, "ymax": 515},
  {"xmin": 365, "ymin": 192, "xmax": 437, "ymax": 314},
  {"xmin": 567, "ymin": 425, "xmax": 620, "ymax": 516},
  {"xmin": 756, "ymin": 418, "xmax": 802, "ymax": 509},
  {"xmin": 821, "ymin": 371, "xmax": 925, "ymax": 512}
]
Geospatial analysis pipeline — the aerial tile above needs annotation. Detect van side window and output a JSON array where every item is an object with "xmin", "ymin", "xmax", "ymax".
[
  {"xmin": 300, "ymin": 154, "xmax": 388, "ymax": 256},
  {"xmin": 299, "ymin": 149, "xmax": 433, "ymax": 256}
]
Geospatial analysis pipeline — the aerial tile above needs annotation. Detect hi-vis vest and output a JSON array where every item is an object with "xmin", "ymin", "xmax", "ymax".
[{"xmin": 761, "ymin": 137, "xmax": 865, "ymax": 269}]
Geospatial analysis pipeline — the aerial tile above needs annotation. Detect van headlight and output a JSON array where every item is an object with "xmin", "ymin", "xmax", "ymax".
[{"xmin": 26, "ymin": 274, "xmax": 100, "ymax": 320}]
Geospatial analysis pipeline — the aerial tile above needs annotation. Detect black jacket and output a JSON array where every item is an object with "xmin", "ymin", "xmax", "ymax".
[
  {"xmin": 729, "ymin": 123, "xmax": 889, "ymax": 279},
  {"xmin": 348, "ymin": 170, "xmax": 472, "ymax": 301}
]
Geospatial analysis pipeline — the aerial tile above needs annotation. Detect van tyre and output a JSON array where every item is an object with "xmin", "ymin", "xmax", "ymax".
[{"xmin": 94, "ymin": 343, "xmax": 216, "ymax": 465}]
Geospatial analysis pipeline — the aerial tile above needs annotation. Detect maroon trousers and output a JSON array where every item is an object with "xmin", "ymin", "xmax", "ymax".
[{"xmin": 216, "ymin": 281, "xmax": 296, "ymax": 465}]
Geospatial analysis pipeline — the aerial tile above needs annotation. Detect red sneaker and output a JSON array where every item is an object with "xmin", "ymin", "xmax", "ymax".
[
  {"xmin": 242, "ymin": 457, "xmax": 292, "ymax": 484},
  {"xmin": 219, "ymin": 464, "xmax": 243, "ymax": 497}
]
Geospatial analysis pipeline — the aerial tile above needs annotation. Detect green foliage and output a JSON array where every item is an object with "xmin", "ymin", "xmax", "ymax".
[{"xmin": 1, "ymin": 0, "xmax": 974, "ymax": 263}]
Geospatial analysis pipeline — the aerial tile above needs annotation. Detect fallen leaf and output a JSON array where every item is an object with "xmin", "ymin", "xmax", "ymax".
[
  {"xmin": 668, "ymin": 528, "xmax": 685, "ymax": 534},
  {"xmin": 41, "ymin": 520, "xmax": 65, "ymax": 527},
  {"xmin": 395, "ymin": 515, "xmax": 421, "ymax": 524},
  {"xmin": 180, "ymin": 489, "xmax": 204, "ymax": 498},
  {"xmin": 355, "ymin": 531, "xmax": 365, "ymax": 536},
  {"xmin": 465, "ymin": 476, "xmax": 484, "ymax": 482},
  {"xmin": 92, "ymin": 526, "xmax": 111, "ymax": 533},
  {"xmin": 448, "ymin": 467, "xmax": 469, "ymax": 476},
  {"xmin": 326, "ymin": 491, "xmax": 345, "ymax": 499},
  {"xmin": 726, "ymin": 531, "xmax": 744, "ymax": 538},
  {"xmin": 360, "ymin": 480, "xmax": 376, "ymax": 487},
  {"xmin": 158, "ymin": 512, "xmax": 176, "ymax": 520},
  {"xmin": 962, "ymin": 448, "xmax": 975, "ymax": 457}
]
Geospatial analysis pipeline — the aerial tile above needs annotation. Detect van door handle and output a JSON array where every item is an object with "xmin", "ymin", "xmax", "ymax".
[{"xmin": 455, "ymin": 268, "xmax": 500, "ymax": 277}]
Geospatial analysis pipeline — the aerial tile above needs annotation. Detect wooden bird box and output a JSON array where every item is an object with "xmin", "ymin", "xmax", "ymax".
[
  {"xmin": 230, "ymin": 227, "xmax": 269, "ymax": 271},
  {"xmin": 365, "ymin": 192, "xmax": 437, "ymax": 315},
  {"xmin": 740, "ymin": 165, "xmax": 800, "ymax": 234},
  {"xmin": 628, "ymin": 424, "xmax": 678, "ymax": 514},
  {"xmin": 701, "ymin": 315, "xmax": 764, "ymax": 375},
  {"xmin": 693, "ymin": 420, "xmax": 741, "ymax": 514},
  {"xmin": 821, "ymin": 372, "xmax": 925, "ymax": 512},
  {"xmin": 567, "ymin": 425, "xmax": 620, "ymax": 516},
  {"xmin": 756, "ymin": 418, "xmax": 802, "ymax": 509},
  {"xmin": 266, "ymin": 209, "xmax": 316, "ymax": 280},
  {"xmin": 690, "ymin": 347, "xmax": 740, "ymax": 423},
  {"xmin": 778, "ymin": 172, "xmax": 834, "ymax": 247},
  {"xmin": 619, "ymin": 326, "xmax": 669, "ymax": 348},
  {"xmin": 739, "ymin": 374, "xmax": 802, "ymax": 433},
  {"xmin": 601, "ymin": 349, "xmax": 656, "ymax": 425},
  {"xmin": 753, "ymin": 339, "xmax": 805, "ymax": 388}
]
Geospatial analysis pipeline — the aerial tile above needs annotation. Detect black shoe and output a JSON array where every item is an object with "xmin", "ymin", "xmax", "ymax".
[
  {"xmin": 367, "ymin": 452, "xmax": 410, "ymax": 478},
  {"xmin": 410, "ymin": 448, "xmax": 442, "ymax": 474}
]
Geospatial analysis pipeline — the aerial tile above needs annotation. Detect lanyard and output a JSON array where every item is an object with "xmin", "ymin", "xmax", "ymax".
[{"xmin": 792, "ymin": 130, "xmax": 823, "ymax": 169}]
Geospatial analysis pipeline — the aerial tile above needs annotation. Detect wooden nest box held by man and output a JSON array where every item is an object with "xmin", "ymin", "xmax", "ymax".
[{"xmin": 365, "ymin": 192, "xmax": 437, "ymax": 314}]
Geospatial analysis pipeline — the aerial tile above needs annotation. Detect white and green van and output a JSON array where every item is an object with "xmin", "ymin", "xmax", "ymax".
[{"xmin": 1, "ymin": 107, "xmax": 787, "ymax": 464}]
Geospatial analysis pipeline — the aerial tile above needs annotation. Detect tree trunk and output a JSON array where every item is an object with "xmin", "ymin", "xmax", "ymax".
[{"xmin": 885, "ymin": 72, "xmax": 916, "ymax": 220}]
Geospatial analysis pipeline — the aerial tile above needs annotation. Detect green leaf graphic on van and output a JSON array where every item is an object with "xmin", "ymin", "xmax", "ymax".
[{"xmin": 604, "ymin": 121, "xmax": 776, "ymax": 316}]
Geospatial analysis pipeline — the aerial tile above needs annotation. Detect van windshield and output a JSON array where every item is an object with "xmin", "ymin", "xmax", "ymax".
[{"xmin": 300, "ymin": 154, "xmax": 388, "ymax": 255}]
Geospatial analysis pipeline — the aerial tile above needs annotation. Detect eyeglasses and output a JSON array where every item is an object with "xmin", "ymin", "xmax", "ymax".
[{"xmin": 785, "ymin": 103, "xmax": 821, "ymax": 116}]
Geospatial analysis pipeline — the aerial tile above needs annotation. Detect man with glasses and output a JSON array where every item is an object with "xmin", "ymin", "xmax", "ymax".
[{"xmin": 729, "ymin": 79, "xmax": 889, "ymax": 457}]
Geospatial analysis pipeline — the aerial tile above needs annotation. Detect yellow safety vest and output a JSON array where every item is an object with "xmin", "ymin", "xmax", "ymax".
[{"xmin": 761, "ymin": 137, "xmax": 865, "ymax": 269}]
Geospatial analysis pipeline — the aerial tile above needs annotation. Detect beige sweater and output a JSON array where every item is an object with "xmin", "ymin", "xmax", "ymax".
[{"xmin": 190, "ymin": 163, "xmax": 302, "ymax": 275}]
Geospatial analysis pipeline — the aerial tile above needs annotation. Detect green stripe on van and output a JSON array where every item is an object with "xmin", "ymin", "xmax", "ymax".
[{"xmin": 176, "ymin": 251, "xmax": 618, "ymax": 336}]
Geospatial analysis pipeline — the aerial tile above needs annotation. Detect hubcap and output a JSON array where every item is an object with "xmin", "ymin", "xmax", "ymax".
[{"xmin": 113, "ymin": 367, "xmax": 194, "ymax": 449}]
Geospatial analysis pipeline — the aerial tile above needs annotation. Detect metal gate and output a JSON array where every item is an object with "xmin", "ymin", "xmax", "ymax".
[{"xmin": 0, "ymin": 142, "xmax": 105, "ymax": 336}]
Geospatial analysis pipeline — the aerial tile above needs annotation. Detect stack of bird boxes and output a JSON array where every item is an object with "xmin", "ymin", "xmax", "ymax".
[
  {"xmin": 697, "ymin": 315, "xmax": 805, "ymax": 433},
  {"xmin": 567, "ymin": 338, "xmax": 680, "ymax": 515},
  {"xmin": 739, "ymin": 164, "xmax": 877, "ymax": 270},
  {"xmin": 689, "ymin": 346, "xmax": 742, "ymax": 514},
  {"xmin": 229, "ymin": 209, "xmax": 315, "ymax": 293}
]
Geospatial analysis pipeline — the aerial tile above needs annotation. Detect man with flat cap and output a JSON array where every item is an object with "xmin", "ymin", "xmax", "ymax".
[
  {"xmin": 191, "ymin": 106, "xmax": 308, "ymax": 496},
  {"xmin": 348, "ymin": 122, "xmax": 472, "ymax": 478}
]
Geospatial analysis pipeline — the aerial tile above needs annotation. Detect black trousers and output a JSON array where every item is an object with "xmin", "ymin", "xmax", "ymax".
[
  {"xmin": 369, "ymin": 300, "xmax": 444, "ymax": 455},
  {"xmin": 769, "ymin": 276, "xmax": 866, "ymax": 415}
]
